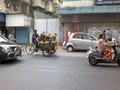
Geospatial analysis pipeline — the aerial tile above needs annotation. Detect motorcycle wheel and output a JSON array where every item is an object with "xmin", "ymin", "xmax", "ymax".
[
  {"xmin": 89, "ymin": 57, "xmax": 98, "ymax": 66},
  {"xmin": 117, "ymin": 60, "xmax": 120, "ymax": 67}
]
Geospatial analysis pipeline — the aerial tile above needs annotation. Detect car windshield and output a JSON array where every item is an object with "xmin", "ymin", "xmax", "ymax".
[{"xmin": 0, "ymin": 35, "xmax": 8, "ymax": 42}]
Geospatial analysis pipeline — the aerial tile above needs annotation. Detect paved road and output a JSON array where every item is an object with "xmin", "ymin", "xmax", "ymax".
[{"xmin": 0, "ymin": 47, "xmax": 120, "ymax": 90}]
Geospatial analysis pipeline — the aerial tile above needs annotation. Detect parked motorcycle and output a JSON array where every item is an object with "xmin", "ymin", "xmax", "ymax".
[{"xmin": 87, "ymin": 46, "xmax": 120, "ymax": 66}]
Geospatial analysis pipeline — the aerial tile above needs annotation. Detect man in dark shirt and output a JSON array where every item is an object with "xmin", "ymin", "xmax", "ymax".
[{"xmin": 32, "ymin": 30, "xmax": 39, "ymax": 51}]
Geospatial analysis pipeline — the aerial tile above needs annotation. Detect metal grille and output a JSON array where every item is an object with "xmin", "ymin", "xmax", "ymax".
[
  {"xmin": 10, "ymin": 46, "xmax": 22, "ymax": 52},
  {"xmin": 21, "ymin": 2, "xmax": 28, "ymax": 14}
]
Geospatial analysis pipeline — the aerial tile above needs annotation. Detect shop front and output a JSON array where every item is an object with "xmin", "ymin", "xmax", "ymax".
[
  {"xmin": 61, "ymin": 14, "xmax": 120, "ymax": 42},
  {"xmin": 0, "ymin": 13, "xmax": 6, "ymax": 36},
  {"xmin": 57, "ymin": 5, "xmax": 120, "ymax": 43},
  {"xmin": 6, "ymin": 14, "xmax": 32, "ymax": 44}
]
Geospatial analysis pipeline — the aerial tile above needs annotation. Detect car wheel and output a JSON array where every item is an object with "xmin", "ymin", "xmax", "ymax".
[{"xmin": 67, "ymin": 46, "xmax": 74, "ymax": 52}]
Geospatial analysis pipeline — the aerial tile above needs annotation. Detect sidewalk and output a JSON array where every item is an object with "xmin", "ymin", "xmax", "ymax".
[
  {"xmin": 20, "ymin": 45, "xmax": 87, "ymax": 57},
  {"xmin": 56, "ymin": 46, "xmax": 87, "ymax": 57}
]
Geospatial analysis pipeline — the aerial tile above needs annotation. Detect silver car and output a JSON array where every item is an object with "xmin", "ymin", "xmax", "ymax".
[
  {"xmin": 66, "ymin": 32, "xmax": 98, "ymax": 52},
  {"xmin": 0, "ymin": 35, "xmax": 22, "ymax": 63}
]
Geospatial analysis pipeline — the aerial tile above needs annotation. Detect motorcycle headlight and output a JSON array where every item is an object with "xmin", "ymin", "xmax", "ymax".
[
  {"xmin": 2, "ymin": 47, "xmax": 12, "ymax": 53},
  {"xmin": 86, "ymin": 50, "xmax": 92, "ymax": 58}
]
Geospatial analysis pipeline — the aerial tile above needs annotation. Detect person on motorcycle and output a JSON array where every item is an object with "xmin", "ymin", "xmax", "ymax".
[
  {"xmin": 32, "ymin": 30, "xmax": 39, "ymax": 52},
  {"xmin": 97, "ymin": 34, "xmax": 112, "ymax": 61}
]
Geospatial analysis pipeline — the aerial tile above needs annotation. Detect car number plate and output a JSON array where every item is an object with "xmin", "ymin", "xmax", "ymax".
[{"xmin": 15, "ymin": 52, "xmax": 20, "ymax": 56}]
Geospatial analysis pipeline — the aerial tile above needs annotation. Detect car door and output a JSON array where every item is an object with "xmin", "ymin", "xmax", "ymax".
[
  {"xmin": 82, "ymin": 34, "xmax": 98, "ymax": 49},
  {"xmin": 71, "ymin": 33, "xmax": 85, "ymax": 49}
]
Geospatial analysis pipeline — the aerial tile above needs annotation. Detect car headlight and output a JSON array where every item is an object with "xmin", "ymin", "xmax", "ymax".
[
  {"xmin": 2, "ymin": 47, "xmax": 12, "ymax": 53},
  {"xmin": 2, "ymin": 48, "xmax": 6, "ymax": 52}
]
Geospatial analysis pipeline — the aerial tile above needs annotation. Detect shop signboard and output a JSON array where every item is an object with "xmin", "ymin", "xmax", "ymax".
[
  {"xmin": 95, "ymin": 0, "xmax": 120, "ymax": 5},
  {"xmin": 72, "ymin": 15, "xmax": 79, "ymax": 23},
  {"xmin": 6, "ymin": 14, "xmax": 31, "ymax": 27}
]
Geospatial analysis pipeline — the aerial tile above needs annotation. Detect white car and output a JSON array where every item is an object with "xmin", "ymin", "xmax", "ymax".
[{"xmin": 66, "ymin": 32, "xmax": 98, "ymax": 52}]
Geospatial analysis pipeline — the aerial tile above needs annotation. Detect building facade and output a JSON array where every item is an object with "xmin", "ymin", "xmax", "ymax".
[
  {"xmin": 0, "ymin": 0, "xmax": 62, "ymax": 44},
  {"xmin": 0, "ymin": 0, "xmax": 7, "ymax": 37},
  {"xmin": 0, "ymin": 0, "xmax": 32, "ymax": 44},
  {"xmin": 32, "ymin": 0, "xmax": 62, "ymax": 43},
  {"xmin": 57, "ymin": 0, "xmax": 120, "ymax": 44}
]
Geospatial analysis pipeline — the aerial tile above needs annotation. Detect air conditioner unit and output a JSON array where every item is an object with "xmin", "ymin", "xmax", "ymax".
[
  {"xmin": 6, "ymin": 3, "xmax": 11, "ymax": 8},
  {"xmin": 4, "ymin": 0, "xmax": 10, "ymax": 7},
  {"xmin": 13, "ymin": 4, "xmax": 18, "ymax": 10}
]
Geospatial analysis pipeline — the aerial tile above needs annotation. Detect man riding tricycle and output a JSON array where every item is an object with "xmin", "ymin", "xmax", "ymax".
[{"xmin": 25, "ymin": 30, "xmax": 58, "ymax": 57}]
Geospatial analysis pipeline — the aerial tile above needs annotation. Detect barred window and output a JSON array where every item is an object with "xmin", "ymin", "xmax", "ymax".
[
  {"xmin": 21, "ymin": 3, "xmax": 28, "ymax": 14},
  {"xmin": 9, "ymin": 0, "xmax": 20, "ymax": 11},
  {"xmin": 4, "ymin": 0, "xmax": 11, "ymax": 8}
]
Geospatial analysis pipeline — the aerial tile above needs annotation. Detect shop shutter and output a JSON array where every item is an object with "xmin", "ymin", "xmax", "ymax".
[{"xmin": 16, "ymin": 27, "xmax": 29, "ymax": 44}]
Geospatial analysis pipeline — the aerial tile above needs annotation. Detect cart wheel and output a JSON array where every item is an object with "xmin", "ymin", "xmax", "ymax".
[
  {"xmin": 50, "ymin": 50, "xmax": 56, "ymax": 55},
  {"xmin": 25, "ymin": 44, "xmax": 35, "ymax": 55},
  {"xmin": 42, "ymin": 48, "xmax": 51, "ymax": 57}
]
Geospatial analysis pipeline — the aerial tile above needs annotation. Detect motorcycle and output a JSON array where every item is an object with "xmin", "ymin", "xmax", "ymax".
[{"xmin": 87, "ymin": 45, "xmax": 120, "ymax": 66}]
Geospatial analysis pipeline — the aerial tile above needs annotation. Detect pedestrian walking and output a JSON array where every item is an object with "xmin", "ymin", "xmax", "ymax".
[{"xmin": 8, "ymin": 32, "xmax": 16, "ymax": 42}]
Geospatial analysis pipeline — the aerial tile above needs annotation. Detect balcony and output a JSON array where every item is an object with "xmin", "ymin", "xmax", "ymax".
[
  {"xmin": 21, "ymin": 0, "xmax": 31, "ymax": 4},
  {"xmin": 53, "ymin": 0, "xmax": 59, "ymax": 5},
  {"xmin": 32, "ymin": 0, "xmax": 45, "ymax": 9},
  {"xmin": 45, "ymin": 1, "xmax": 54, "ymax": 13}
]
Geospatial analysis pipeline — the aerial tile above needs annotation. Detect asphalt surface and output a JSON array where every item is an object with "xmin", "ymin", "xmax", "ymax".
[{"xmin": 0, "ymin": 47, "xmax": 120, "ymax": 90}]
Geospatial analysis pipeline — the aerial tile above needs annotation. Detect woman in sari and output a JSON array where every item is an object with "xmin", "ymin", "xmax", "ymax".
[{"xmin": 97, "ymin": 34, "xmax": 112, "ymax": 61}]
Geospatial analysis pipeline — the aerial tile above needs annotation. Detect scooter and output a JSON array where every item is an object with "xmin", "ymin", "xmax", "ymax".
[{"xmin": 87, "ymin": 46, "xmax": 120, "ymax": 66}]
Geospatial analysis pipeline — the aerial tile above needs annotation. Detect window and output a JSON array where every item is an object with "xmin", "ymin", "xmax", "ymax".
[
  {"xmin": 4, "ymin": 0, "xmax": 11, "ymax": 8},
  {"xmin": 21, "ymin": 3, "xmax": 28, "ymax": 14},
  {"xmin": 0, "ymin": 36, "xmax": 7, "ymax": 42},
  {"xmin": 83, "ymin": 34, "xmax": 94, "ymax": 40},
  {"xmin": 73, "ymin": 34, "xmax": 82, "ymax": 39}
]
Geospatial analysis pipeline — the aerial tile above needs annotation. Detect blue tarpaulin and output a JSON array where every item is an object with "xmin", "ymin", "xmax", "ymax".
[{"xmin": 0, "ymin": 13, "xmax": 5, "ymax": 22}]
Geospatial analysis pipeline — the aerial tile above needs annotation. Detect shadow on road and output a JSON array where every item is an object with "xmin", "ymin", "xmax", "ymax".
[
  {"xmin": 0, "ymin": 59, "xmax": 23, "ymax": 65},
  {"xmin": 94, "ymin": 64, "xmax": 119, "ymax": 68}
]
